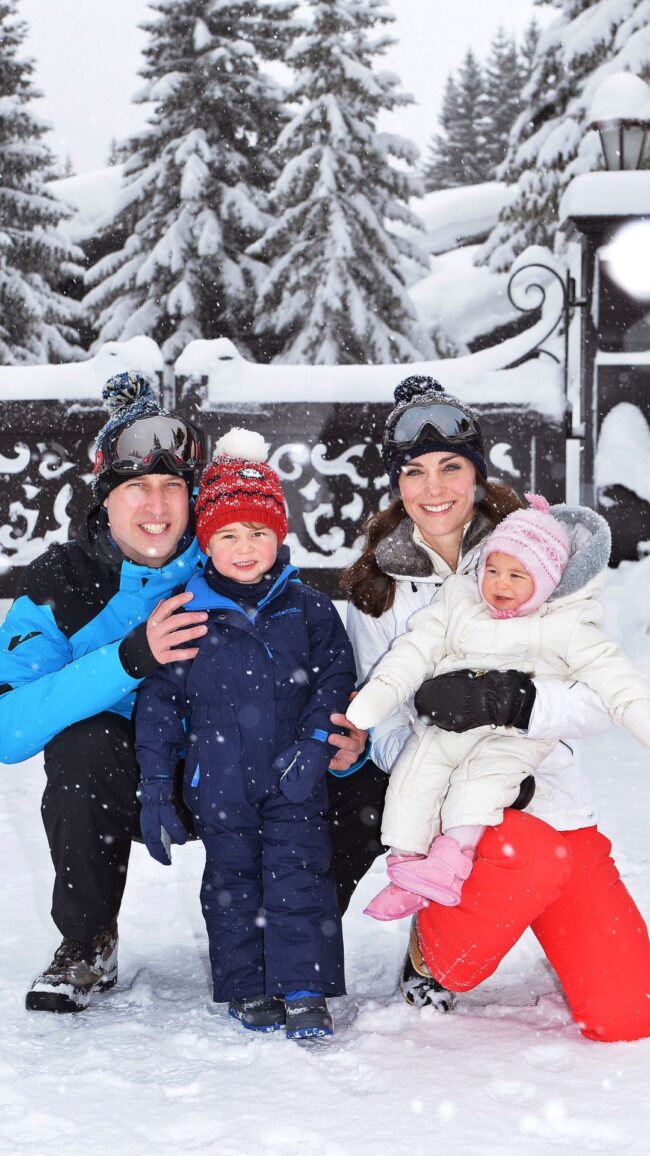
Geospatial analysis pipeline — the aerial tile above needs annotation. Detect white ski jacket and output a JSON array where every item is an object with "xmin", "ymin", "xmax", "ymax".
[{"xmin": 346, "ymin": 506, "xmax": 623, "ymax": 831}]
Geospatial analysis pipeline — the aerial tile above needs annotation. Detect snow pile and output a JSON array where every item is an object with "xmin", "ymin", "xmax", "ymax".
[
  {"xmin": 595, "ymin": 402, "xmax": 650, "ymax": 504},
  {"xmin": 400, "ymin": 183, "xmax": 518, "ymax": 257},
  {"xmin": 0, "ymin": 336, "xmax": 163, "ymax": 401},
  {"xmin": 51, "ymin": 166, "xmax": 126, "ymax": 243},
  {"xmin": 409, "ymin": 246, "xmax": 514, "ymax": 352},
  {"xmin": 176, "ymin": 329, "xmax": 565, "ymax": 417}
]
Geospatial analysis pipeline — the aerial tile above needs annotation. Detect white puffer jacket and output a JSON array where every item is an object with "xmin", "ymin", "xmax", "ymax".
[{"xmin": 346, "ymin": 507, "xmax": 621, "ymax": 831}]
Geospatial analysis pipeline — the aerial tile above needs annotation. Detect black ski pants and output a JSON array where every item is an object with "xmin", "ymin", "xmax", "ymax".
[
  {"xmin": 41, "ymin": 711, "xmax": 388, "ymax": 942},
  {"xmin": 42, "ymin": 712, "xmax": 140, "ymax": 943}
]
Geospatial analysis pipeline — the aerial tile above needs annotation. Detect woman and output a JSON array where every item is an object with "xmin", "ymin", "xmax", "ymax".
[{"xmin": 340, "ymin": 374, "xmax": 650, "ymax": 1042}]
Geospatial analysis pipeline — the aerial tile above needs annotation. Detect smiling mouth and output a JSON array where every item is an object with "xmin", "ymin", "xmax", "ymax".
[
  {"xmin": 421, "ymin": 501, "xmax": 454, "ymax": 513},
  {"xmin": 140, "ymin": 523, "xmax": 169, "ymax": 535}
]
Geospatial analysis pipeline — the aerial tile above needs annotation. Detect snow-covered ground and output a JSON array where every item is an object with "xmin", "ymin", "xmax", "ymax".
[{"xmin": 1, "ymin": 562, "xmax": 649, "ymax": 1156}]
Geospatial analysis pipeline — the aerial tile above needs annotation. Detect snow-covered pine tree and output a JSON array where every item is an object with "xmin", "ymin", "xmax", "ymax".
[
  {"xmin": 0, "ymin": 0, "xmax": 82, "ymax": 365},
  {"xmin": 422, "ymin": 73, "xmax": 464, "ymax": 190},
  {"xmin": 480, "ymin": 0, "xmax": 650, "ymax": 271},
  {"xmin": 482, "ymin": 29, "xmax": 527, "ymax": 181},
  {"xmin": 84, "ymin": 0, "xmax": 298, "ymax": 362},
  {"xmin": 249, "ymin": 0, "xmax": 434, "ymax": 365},
  {"xmin": 519, "ymin": 17, "xmax": 541, "ymax": 88},
  {"xmin": 423, "ymin": 49, "xmax": 491, "ymax": 191}
]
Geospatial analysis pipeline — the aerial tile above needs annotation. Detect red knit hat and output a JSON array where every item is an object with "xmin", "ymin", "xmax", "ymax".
[{"xmin": 195, "ymin": 428, "xmax": 288, "ymax": 553}]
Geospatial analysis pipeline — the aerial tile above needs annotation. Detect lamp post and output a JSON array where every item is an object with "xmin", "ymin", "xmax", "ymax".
[
  {"xmin": 587, "ymin": 72, "xmax": 650, "ymax": 172},
  {"xmin": 558, "ymin": 73, "xmax": 650, "ymax": 561}
]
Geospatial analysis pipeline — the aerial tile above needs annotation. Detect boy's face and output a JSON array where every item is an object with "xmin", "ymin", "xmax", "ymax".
[
  {"xmin": 482, "ymin": 551, "xmax": 535, "ymax": 612},
  {"xmin": 207, "ymin": 521, "xmax": 278, "ymax": 584}
]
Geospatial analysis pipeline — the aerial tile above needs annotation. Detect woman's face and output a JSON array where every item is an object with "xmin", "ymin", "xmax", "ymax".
[{"xmin": 398, "ymin": 451, "xmax": 477, "ymax": 552}]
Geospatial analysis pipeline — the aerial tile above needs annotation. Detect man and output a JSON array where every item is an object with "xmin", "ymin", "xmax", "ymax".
[
  {"xmin": 0, "ymin": 370, "xmax": 372, "ymax": 1014},
  {"xmin": 0, "ymin": 372, "xmax": 213, "ymax": 1012}
]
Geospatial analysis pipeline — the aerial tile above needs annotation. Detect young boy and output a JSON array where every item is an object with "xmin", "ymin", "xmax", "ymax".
[{"xmin": 135, "ymin": 428, "xmax": 356, "ymax": 1039}]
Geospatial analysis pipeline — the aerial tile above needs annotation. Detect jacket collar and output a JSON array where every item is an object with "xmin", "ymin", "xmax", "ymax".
[
  {"xmin": 75, "ymin": 504, "xmax": 204, "ymax": 590},
  {"xmin": 374, "ymin": 511, "xmax": 493, "ymax": 582},
  {"xmin": 185, "ymin": 559, "xmax": 300, "ymax": 616}
]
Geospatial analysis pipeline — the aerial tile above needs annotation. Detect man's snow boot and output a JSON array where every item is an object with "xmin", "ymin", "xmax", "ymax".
[
  {"xmin": 229, "ymin": 994, "xmax": 286, "ymax": 1032},
  {"xmin": 25, "ymin": 921, "xmax": 118, "ymax": 1013},
  {"xmin": 398, "ymin": 921, "xmax": 455, "ymax": 1012},
  {"xmin": 284, "ymin": 992, "xmax": 334, "ymax": 1039}
]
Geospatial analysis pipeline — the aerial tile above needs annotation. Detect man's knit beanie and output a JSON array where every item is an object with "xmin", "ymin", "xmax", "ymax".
[
  {"xmin": 195, "ymin": 427, "xmax": 288, "ymax": 553},
  {"xmin": 383, "ymin": 375, "xmax": 487, "ymax": 494},
  {"xmin": 92, "ymin": 371, "xmax": 184, "ymax": 502},
  {"xmin": 479, "ymin": 493, "xmax": 571, "ymax": 617}
]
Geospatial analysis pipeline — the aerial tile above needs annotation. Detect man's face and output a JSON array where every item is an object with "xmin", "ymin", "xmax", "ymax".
[{"xmin": 103, "ymin": 474, "xmax": 190, "ymax": 567}]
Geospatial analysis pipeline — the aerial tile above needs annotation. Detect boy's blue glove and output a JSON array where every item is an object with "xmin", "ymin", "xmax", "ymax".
[
  {"xmin": 136, "ymin": 778, "xmax": 189, "ymax": 865},
  {"xmin": 272, "ymin": 732, "xmax": 331, "ymax": 803}
]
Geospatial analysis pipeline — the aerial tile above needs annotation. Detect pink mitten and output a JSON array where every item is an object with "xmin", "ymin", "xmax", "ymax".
[
  {"xmin": 364, "ymin": 882, "xmax": 429, "ymax": 921},
  {"xmin": 388, "ymin": 835, "xmax": 475, "ymax": 906}
]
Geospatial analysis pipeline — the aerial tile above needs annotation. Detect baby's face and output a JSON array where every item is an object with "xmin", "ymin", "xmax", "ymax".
[{"xmin": 482, "ymin": 552, "xmax": 535, "ymax": 612}]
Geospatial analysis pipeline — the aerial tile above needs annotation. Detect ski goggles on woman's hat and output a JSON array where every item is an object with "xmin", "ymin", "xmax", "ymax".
[
  {"xmin": 93, "ymin": 414, "xmax": 206, "ymax": 477},
  {"xmin": 383, "ymin": 399, "xmax": 484, "ymax": 455}
]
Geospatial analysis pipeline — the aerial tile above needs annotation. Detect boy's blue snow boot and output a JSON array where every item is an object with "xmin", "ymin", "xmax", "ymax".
[
  {"xmin": 284, "ymin": 991, "xmax": 334, "ymax": 1040},
  {"xmin": 229, "ymin": 994, "xmax": 285, "ymax": 1032}
]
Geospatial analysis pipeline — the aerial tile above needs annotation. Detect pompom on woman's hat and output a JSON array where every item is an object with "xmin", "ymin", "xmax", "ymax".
[
  {"xmin": 195, "ymin": 428, "xmax": 288, "ymax": 553},
  {"xmin": 382, "ymin": 375, "xmax": 487, "ymax": 493},
  {"xmin": 479, "ymin": 493, "xmax": 571, "ymax": 617}
]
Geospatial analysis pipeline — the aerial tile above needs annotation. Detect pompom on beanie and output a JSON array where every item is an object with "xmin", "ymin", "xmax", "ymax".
[
  {"xmin": 383, "ymin": 375, "xmax": 487, "ymax": 494},
  {"xmin": 479, "ymin": 493, "xmax": 571, "ymax": 618},
  {"xmin": 195, "ymin": 427, "xmax": 288, "ymax": 553}
]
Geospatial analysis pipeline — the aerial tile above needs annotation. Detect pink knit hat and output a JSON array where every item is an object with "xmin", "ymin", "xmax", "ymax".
[{"xmin": 478, "ymin": 493, "xmax": 571, "ymax": 618}]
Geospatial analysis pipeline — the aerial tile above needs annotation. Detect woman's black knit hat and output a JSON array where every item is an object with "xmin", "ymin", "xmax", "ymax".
[{"xmin": 383, "ymin": 375, "xmax": 487, "ymax": 493}]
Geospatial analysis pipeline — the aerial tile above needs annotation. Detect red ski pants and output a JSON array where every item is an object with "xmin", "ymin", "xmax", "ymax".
[{"xmin": 416, "ymin": 810, "xmax": 650, "ymax": 1042}]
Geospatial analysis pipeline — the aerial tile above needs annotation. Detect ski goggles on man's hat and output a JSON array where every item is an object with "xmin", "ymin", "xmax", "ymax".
[
  {"xmin": 93, "ymin": 414, "xmax": 206, "ymax": 477},
  {"xmin": 383, "ymin": 399, "xmax": 484, "ymax": 456}
]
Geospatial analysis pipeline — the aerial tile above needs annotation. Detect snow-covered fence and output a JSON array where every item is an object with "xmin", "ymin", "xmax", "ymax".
[{"xmin": 0, "ymin": 332, "xmax": 567, "ymax": 598}]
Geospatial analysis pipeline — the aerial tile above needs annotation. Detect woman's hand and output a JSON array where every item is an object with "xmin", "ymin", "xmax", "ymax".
[
  {"xmin": 327, "ymin": 708, "xmax": 368, "ymax": 772},
  {"xmin": 414, "ymin": 669, "xmax": 536, "ymax": 731}
]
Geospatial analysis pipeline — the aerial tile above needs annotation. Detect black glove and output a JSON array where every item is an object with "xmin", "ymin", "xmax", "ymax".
[{"xmin": 413, "ymin": 669, "xmax": 536, "ymax": 732}]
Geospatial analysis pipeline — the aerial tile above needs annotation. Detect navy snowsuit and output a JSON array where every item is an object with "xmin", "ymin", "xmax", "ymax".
[{"xmin": 135, "ymin": 556, "xmax": 356, "ymax": 1002}]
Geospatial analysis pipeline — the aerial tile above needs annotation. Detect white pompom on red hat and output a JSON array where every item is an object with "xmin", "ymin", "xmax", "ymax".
[
  {"xmin": 195, "ymin": 427, "xmax": 288, "ymax": 552},
  {"xmin": 479, "ymin": 493, "xmax": 571, "ymax": 617}
]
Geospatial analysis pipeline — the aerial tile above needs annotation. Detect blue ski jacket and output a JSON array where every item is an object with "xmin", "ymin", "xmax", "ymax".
[
  {"xmin": 135, "ymin": 561, "xmax": 356, "ymax": 804},
  {"xmin": 0, "ymin": 508, "xmax": 204, "ymax": 763}
]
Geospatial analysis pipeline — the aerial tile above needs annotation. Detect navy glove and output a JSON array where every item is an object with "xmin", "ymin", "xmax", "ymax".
[
  {"xmin": 272, "ymin": 732, "xmax": 332, "ymax": 803},
  {"xmin": 137, "ymin": 778, "xmax": 189, "ymax": 865},
  {"xmin": 414, "ymin": 669, "xmax": 536, "ymax": 732}
]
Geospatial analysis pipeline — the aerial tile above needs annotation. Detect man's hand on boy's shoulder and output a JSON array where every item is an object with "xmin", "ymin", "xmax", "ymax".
[
  {"xmin": 327, "ymin": 709, "xmax": 367, "ymax": 772},
  {"xmin": 146, "ymin": 591, "xmax": 208, "ymax": 664}
]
